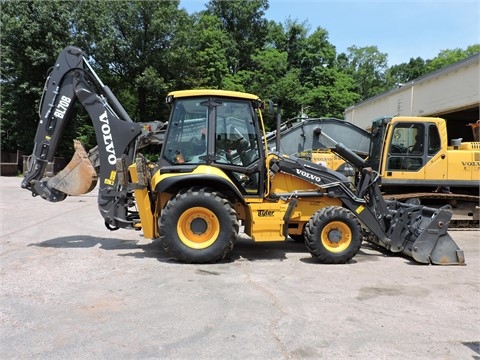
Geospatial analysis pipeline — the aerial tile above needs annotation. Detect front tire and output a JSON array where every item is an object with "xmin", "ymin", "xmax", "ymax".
[
  {"xmin": 305, "ymin": 206, "xmax": 362, "ymax": 264},
  {"xmin": 159, "ymin": 187, "xmax": 239, "ymax": 263}
]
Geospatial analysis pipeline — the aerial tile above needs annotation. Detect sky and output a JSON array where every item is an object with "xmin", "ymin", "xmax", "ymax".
[{"xmin": 179, "ymin": 0, "xmax": 480, "ymax": 66}]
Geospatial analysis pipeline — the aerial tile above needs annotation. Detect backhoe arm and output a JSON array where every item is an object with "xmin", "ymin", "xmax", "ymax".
[{"xmin": 21, "ymin": 46, "xmax": 144, "ymax": 229}]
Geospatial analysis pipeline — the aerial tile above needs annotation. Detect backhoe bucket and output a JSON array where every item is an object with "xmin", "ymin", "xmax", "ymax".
[
  {"xmin": 46, "ymin": 140, "xmax": 98, "ymax": 195},
  {"xmin": 387, "ymin": 205, "xmax": 465, "ymax": 265}
]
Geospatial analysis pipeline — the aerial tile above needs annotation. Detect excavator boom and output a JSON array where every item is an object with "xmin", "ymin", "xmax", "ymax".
[{"xmin": 266, "ymin": 117, "xmax": 371, "ymax": 156}]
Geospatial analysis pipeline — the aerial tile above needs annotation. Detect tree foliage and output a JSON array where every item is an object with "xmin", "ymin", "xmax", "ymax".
[
  {"xmin": 206, "ymin": 0, "xmax": 269, "ymax": 74},
  {"xmin": 345, "ymin": 45, "xmax": 389, "ymax": 100},
  {"xmin": 1, "ymin": 0, "xmax": 75, "ymax": 153},
  {"xmin": 426, "ymin": 45, "xmax": 480, "ymax": 73},
  {"xmin": 385, "ymin": 57, "xmax": 427, "ymax": 85},
  {"xmin": 1, "ymin": 0, "xmax": 478, "ymax": 155},
  {"xmin": 73, "ymin": 0, "xmax": 189, "ymax": 121}
]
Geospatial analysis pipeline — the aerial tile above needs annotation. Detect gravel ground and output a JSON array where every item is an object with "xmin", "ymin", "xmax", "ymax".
[{"xmin": 1, "ymin": 176, "xmax": 479, "ymax": 359}]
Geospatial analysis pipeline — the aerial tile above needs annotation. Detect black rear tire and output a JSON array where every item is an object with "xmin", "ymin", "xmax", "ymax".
[
  {"xmin": 159, "ymin": 187, "xmax": 239, "ymax": 263},
  {"xmin": 305, "ymin": 206, "xmax": 362, "ymax": 264}
]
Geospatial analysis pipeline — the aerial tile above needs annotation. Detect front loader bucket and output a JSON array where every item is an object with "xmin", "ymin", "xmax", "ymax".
[
  {"xmin": 46, "ymin": 140, "xmax": 98, "ymax": 195},
  {"xmin": 388, "ymin": 205, "xmax": 465, "ymax": 265}
]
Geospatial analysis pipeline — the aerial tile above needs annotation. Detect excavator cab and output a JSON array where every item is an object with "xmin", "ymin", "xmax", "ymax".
[{"xmin": 370, "ymin": 117, "xmax": 446, "ymax": 175}]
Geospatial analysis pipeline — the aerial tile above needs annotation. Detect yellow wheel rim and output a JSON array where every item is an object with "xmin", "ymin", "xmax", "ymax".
[
  {"xmin": 320, "ymin": 221, "xmax": 352, "ymax": 253},
  {"xmin": 177, "ymin": 207, "xmax": 220, "ymax": 249}
]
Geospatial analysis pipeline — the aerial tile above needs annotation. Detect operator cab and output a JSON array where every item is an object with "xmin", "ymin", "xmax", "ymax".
[
  {"xmin": 370, "ymin": 117, "xmax": 442, "ymax": 173},
  {"xmin": 161, "ymin": 90, "xmax": 266, "ymax": 195}
]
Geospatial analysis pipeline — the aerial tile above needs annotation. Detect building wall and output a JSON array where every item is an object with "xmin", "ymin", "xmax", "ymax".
[{"xmin": 344, "ymin": 54, "xmax": 480, "ymax": 130}]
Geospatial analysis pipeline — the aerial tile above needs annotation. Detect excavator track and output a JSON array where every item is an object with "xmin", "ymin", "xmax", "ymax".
[{"xmin": 384, "ymin": 192, "xmax": 480, "ymax": 230}]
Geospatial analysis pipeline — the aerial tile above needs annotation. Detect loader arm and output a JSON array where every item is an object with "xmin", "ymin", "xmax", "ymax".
[
  {"xmin": 309, "ymin": 131, "xmax": 464, "ymax": 264},
  {"xmin": 21, "ymin": 46, "xmax": 144, "ymax": 229},
  {"xmin": 316, "ymin": 152, "xmax": 462, "ymax": 265}
]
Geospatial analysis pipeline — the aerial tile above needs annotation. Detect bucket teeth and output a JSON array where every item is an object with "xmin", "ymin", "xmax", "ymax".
[{"xmin": 46, "ymin": 140, "xmax": 98, "ymax": 195}]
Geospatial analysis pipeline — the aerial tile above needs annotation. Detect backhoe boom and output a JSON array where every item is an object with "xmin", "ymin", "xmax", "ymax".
[{"xmin": 21, "ymin": 46, "xmax": 143, "ymax": 229}]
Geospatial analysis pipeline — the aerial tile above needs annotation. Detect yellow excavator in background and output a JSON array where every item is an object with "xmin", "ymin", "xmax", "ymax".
[
  {"xmin": 268, "ymin": 116, "xmax": 480, "ymax": 227},
  {"xmin": 21, "ymin": 46, "xmax": 466, "ymax": 265}
]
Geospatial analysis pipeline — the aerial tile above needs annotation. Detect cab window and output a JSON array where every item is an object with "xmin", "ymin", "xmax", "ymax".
[
  {"xmin": 387, "ymin": 123, "xmax": 424, "ymax": 171},
  {"xmin": 428, "ymin": 124, "xmax": 441, "ymax": 156},
  {"xmin": 215, "ymin": 101, "xmax": 260, "ymax": 166},
  {"xmin": 162, "ymin": 99, "xmax": 208, "ymax": 164}
]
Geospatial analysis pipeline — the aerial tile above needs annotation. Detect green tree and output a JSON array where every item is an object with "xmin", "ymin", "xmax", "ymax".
[
  {"xmin": 206, "ymin": 0, "xmax": 269, "ymax": 74},
  {"xmin": 73, "ymin": 0, "xmax": 189, "ymax": 122},
  {"xmin": 346, "ymin": 45, "xmax": 389, "ymax": 100},
  {"xmin": 1, "ymin": 0, "xmax": 75, "ymax": 154},
  {"xmin": 295, "ymin": 27, "xmax": 351, "ymax": 117},
  {"xmin": 426, "ymin": 45, "xmax": 480, "ymax": 73},
  {"xmin": 300, "ymin": 68, "xmax": 360, "ymax": 119},
  {"xmin": 264, "ymin": 19, "xmax": 287, "ymax": 50},
  {"xmin": 184, "ymin": 14, "xmax": 232, "ymax": 89},
  {"xmin": 385, "ymin": 57, "xmax": 428, "ymax": 86},
  {"xmin": 264, "ymin": 20, "xmax": 358, "ymax": 119},
  {"xmin": 283, "ymin": 19, "xmax": 309, "ymax": 71}
]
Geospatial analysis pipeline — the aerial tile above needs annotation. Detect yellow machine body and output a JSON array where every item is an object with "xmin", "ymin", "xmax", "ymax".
[
  {"xmin": 129, "ymin": 155, "xmax": 341, "ymax": 243},
  {"xmin": 380, "ymin": 117, "xmax": 480, "ymax": 184},
  {"xmin": 297, "ymin": 149, "xmax": 346, "ymax": 170}
]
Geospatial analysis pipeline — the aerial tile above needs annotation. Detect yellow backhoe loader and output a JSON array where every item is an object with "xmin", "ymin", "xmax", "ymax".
[{"xmin": 22, "ymin": 46, "xmax": 465, "ymax": 265}]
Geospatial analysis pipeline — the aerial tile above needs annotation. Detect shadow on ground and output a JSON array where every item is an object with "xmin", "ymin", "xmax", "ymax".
[
  {"xmin": 462, "ymin": 341, "xmax": 480, "ymax": 359},
  {"xmin": 29, "ymin": 235, "xmax": 387, "ymax": 264},
  {"xmin": 29, "ymin": 235, "xmax": 169, "ymax": 258}
]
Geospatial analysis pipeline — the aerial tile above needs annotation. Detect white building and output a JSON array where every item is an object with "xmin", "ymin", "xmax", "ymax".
[{"xmin": 344, "ymin": 54, "xmax": 480, "ymax": 141}]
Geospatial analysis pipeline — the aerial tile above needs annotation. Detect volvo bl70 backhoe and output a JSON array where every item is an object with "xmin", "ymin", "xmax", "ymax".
[{"xmin": 21, "ymin": 46, "xmax": 465, "ymax": 265}]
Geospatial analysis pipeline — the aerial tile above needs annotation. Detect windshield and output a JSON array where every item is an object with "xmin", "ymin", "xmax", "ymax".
[{"xmin": 162, "ymin": 98, "xmax": 208, "ymax": 164}]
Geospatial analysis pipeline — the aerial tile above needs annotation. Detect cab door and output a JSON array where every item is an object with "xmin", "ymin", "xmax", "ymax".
[
  {"xmin": 383, "ymin": 122, "xmax": 426, "ymax": 183},
  {"xmin": 422, "ymin": 123, "xmax": 448, "ymax": 182}
]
